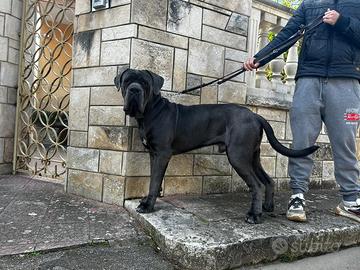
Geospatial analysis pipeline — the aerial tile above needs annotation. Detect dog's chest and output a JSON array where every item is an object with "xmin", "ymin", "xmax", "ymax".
[{"xmin": 138, "ymin": 126, "xmax": 149, "ymax": 149}]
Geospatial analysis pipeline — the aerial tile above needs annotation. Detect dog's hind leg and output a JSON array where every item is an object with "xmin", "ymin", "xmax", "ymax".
[
  {"xmin": 253, "ymin": 150, "xmax": 275, "ymax": 212},
  {"xmin": 227, "ymin": 150, "xmax": 264, "ymax": 224}
]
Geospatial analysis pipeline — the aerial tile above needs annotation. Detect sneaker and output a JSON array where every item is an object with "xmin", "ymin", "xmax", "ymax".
[
  {"xmin": 335, "ymin": 199, "xmax": 360, "ymax": 223},
  {"xmin": 286, "ymin": 193, "xmax": 307, "ymax": 222}
]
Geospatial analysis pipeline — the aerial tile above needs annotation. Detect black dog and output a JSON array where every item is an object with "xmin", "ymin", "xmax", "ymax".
[{"xmin": 114, "ymin": 69, "xmax": 318, "ymax": 224}]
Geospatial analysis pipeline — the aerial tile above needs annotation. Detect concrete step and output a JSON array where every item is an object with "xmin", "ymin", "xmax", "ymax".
[{"xmin": 125, "ymin": 190, "xmax": 360, "ymax": 270}]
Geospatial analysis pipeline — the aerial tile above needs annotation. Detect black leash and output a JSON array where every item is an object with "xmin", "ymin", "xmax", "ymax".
[{"xmin": 181, "ymin": 13, "xmax": 325, "ymax": 94}]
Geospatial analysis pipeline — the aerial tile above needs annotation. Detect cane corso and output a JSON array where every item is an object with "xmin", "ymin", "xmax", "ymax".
[{"xmin": 114, "ymin": 69, "xmax": 318, "ymax": 224}]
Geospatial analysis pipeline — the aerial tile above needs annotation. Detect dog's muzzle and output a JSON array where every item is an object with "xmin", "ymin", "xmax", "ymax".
[{"xmin": 124, "ymin": 83, "xmax": 145, "ymax": 117}]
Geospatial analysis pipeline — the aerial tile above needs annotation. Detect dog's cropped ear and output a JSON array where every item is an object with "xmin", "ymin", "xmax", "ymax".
[
  {"xmin": 146, "ymin": 70, "xmax": 164, "ymax": 95},
  {"xmin": 114, "ymin": 68, "xmax": 129, "ymax": 91}
]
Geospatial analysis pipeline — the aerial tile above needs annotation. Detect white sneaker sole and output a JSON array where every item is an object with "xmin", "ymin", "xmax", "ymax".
[
  {"xmin": 286, "ymin": 212, "xmax": 307, "ymax": 222},
  {"xmin": 335, "ymin": 206, "xmax": 360, "ymax": 223}
]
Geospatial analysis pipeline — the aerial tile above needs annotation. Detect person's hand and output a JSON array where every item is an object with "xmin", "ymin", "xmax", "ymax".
[
  {"xmin": 323, "ymin": 9, "xmax": 340, "ymax": 25},
  {"xmin": 244, "ymin": 57, "xmax": 259, "ymax": 71}
]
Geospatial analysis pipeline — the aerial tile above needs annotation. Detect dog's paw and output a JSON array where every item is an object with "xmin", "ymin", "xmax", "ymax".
[
  {"xmin": 262, "ymin": 202, "xmax": 274, "ymax": 212},
  {"xmin": 136, "ymin": 201, "xmax": 154, "ymax": 213},
  {"xmin": 245, "ymin": 213, "xmax": 262, "ymax": 224}
]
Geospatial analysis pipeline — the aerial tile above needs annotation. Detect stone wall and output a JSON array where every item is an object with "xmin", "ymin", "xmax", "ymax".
[
  {"xmin": 0, "ymin": 0, "xmax": 22, "ymax": 174},
  {"xmin": 67, "ymin": 0, "xmax": 339, "ymax": 205}
]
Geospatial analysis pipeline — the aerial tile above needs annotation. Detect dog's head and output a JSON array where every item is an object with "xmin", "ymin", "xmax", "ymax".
[{"xmin": 114, "ymin": 69, "xmax": 164, "ymax": 118}]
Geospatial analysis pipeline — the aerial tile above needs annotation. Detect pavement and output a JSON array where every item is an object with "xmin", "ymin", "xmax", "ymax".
[{"xmin": 0, "ymin": 175, "xmax": 360, "ymax": 270}]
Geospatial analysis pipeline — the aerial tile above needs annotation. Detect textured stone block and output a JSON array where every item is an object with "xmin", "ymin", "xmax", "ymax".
[
  {"xmin": 77, "ymin": 5, "xmax": 131, "ymax": 32},
  {"xmin": 0, "ymin": 104, "xmax": 15, "ymax": 137},
  {"xmin": 260, "ymin": 157, "xmax": 276, "ymax": 177},
  {"xmin": 73, "ymin": 66, "xmax": 117, "ymax": 87},
  {"xmin": 131, "ymin": 128, "xmax": 147, "ymax": 152},
  {"xmin": 73, "ymin": 30, "xmax": 100, "ymax": 68},
  {"xmin": 260, "ymin": 143, "xmax": 276, "ymax": 157},
  {"xmin": 167, "ymin": 0, "xmax": 202, "ymax": 39},
  {"xmin": 125, "ymin": 176, "xmax": 150, "ymax": 199},
  {"xmin": 4, "ymin": 15, "xmax": 21, "ymax": 40},
  {"xmin": 122, "ymin": 152, "xmax": 150, "ymax": 176},
  {"xmin": 285, "ymin": 112, "xmax": 292, "ymax": 140},
  {"xmin": 203, "ymin": 9, "xmax": 229, "ymax": 29},
  {"xmin": 89, "ymin": 106, "xmax": 125, "ymax": 126},
  {"xmin": 0, "ymin": 16, "xmax": 4, "ymax": 36},
  {"xmin": 225, "ymin": 48, "xmax": 248, "ymax": 62},
  {"xmin": 90, "ymin": 86, "xmax": 123, "ymax": 106},
  {"xmin": 186, "ymin": 74, "xmax": 202, "ymax": 95},
  {"xmin": 203, "ymin": 0, "xmax": 251, "ymax": 16},
  {"xmin": 162, "ymin": 92, "xmax": 200, "ymax": 105},
  {"xmin": 101, "ymin": 39, "xmax": 131, "ymax": 65},
  {"xmin": 202, "ymin": 25, "xmax": 247, "ymax": 50},
  {"xmin": 139, "ymin": 26, "xmax": 188, "ymax": 49},
  {"xmin": 164, "ymin": 176, "xmax": 202, "ymax": 195},
  {"xmin": 4, "ymin": 138, "xmax": 13, "ymax": 163},
  {"xmin": 11, "ymin": 0, "xmax": 21, "ymax": 18},
  {"xmin": 268, "ymin": 121, "xmax": 285, "ymax": 140},
  {"xmin": 312, "ymin": 161, "xmax": 323, "ymax": 178},
  {"xmin": 275, "ymin": 154, "xmax": 288, "ymax": 178},
  {"xmin": 100, "ymin": 150, "xmax": 123, "ymax": 175},
  {"xmin": 75, "ymin": 0, "xmax": 91, "ymax": 15},
  {"xmin": 257, "ymin": 108, "xmax": 287, "ymax": 122},
  {"xmin": 131, "ymin": 39, "xmax": 173, "ymax": 90},
  {"xmin": 0, "ymin": 139, "xmax": 4, "ymax": 163},
  {"xmin": 232, "ymin": 170, "xmax": 249, "ymax": 192},
  {"xmin": 67, "ymin": 147, "xmax": 99, "ymax": 172},
  {"xmin": 88, "ymin": 126, "xmax": 130, "ymax": 151},
  {"xmin": 132, "ymin": 0, "xmax": 167, "ymax": 30},
  {"xmin": 7, "ymin": 88, "xmax": 16, "ymax": 104},
  {"xmin": 200, "ymin": 79, "xmax": 217, "ymax": 104},
  {"xmin": 103, "ymin": 175, "xmax": 125, "ymax": 205},
  {"xmin": 167, "ymin": 154, "xmax": 193, "ymax": 176},
  {"xmin": 173, "ymin": 48, "xmax": 188, "ymax": 92},
  {"xmin": 0, "ymin": 164, "xmax": 12, "ymax": 174},
  {"xmin": 0, "ymin": 86, "xmax": 7, "ymax": 103},
  {"xmin": 323, "ymin": 161, "xmax": 335, "ymax": 180},
  {"xmin": 314, "ymin": 143, "xmax": 333, "ymax": 161},
  {"xmin": 226, "ymin": 13, "xmax": 249, "ymax": 36},
  {"xmin": 0, "ymin": 62, "xmax": 18, "ymax": 87},
  {"xmin": 8, "ymin": 47, "xmax": 18, "ymax": 64},
  {"xmin": 218, "ymin": 81, "xmax": 246, "ymax": 104},
  {"xmin": 0, "ymin": 0, "xmax": 11, "ymax": 13},
  {"xmin": 0, "ymin": 37, "xmax": 8, "ymax": 61},
  {"xmin": 112, "ymin": 0, "xmax": 131, "ymax": 7},
  {"xmin": 203, "ymin": 176, "xmax": 231, "ymax": 194},
  {"xmin": 188, "ymin": 39, "xmax": 224, "ymax": 78},
  {"xmin": 194, "ymin": 154, "xmax": 231, "ymax": 176},
  {"xmin": 102, "ymin": 24, "xmax": 137, "ymax": 41},
  {"xmin": 67, "ymin": 169, "xmax": 103, "ymax": 201},
  {"xmin": 70, "ymin": 131, "xmax": 87, "ymax": 147},
  {"xmin": 224, "ymin": 60, "xmax": 245, "ymax": 83},
  {"xmin": 69, "ymin": 88, "xmax": 90, "ymax": 131}
]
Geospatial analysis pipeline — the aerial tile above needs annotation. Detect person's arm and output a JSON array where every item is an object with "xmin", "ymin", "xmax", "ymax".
[
  {"xmin": 333, "ymin": 14, "xmax": 360, "ymax": 48},
  {"xmin": 244, "ymin": 2, "xmax": 306, "ymax": 70}
]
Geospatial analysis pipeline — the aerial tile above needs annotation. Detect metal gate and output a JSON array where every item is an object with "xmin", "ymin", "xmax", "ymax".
[{"xmin": 14, "ymin": 0, "xmax": 75, "ymax": 179}]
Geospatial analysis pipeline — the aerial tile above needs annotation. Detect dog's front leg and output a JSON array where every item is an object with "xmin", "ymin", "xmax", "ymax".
[{"xmin": 136, "ymin": 152, "xmax": 171, "ymax": 213}]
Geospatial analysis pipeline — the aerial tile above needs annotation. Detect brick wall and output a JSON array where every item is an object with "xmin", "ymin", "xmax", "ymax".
[{"xmin": 0, "ymin": 0, "xmax": 22, "ymax": 174}]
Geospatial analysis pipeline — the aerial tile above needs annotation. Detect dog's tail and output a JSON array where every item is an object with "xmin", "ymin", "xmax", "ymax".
[{"xmin": 256, "ymin": 115, "xmax": 319, "ymax": 157}]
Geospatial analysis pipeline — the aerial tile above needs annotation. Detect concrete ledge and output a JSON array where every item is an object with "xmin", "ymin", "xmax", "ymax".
[{"xmin": 125, "ymin": 190, "xmax": 360, "ymax": 270}]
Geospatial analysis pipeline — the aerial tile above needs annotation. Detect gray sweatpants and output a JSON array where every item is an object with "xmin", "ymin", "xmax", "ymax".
[{"xmin": 289, "ymin": 77, "xmax": 360, "ymax": 201}]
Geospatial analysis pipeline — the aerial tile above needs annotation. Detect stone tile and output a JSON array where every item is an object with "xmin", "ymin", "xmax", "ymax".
[
  {"xmin": 131, "ymin": 0, "xmax": 167, "ymax": 30},
  {"xmin": 67, "ymin": 169, "xmax": 103, "ymax": 201},
  {"xmin": 203, "ymin": 176, "xmax": 231, "ymax": 194},
  {"xmin": 75, "ymin": 0, "xmax": 91, "ymax": 15},
  {"xmin": 131, "ymin": 39, "xmax": 174, "ymax": 91},
  {"xmin": 73, "ymin": 66, "xmax": 117, "ymax": 87},
  {"xmin": 100, "ymin": 150, "xmax": 123, "ymax": 175},
  {"xmin": 0, "ymin": 86, "xmax": 7, "ymax": 103},
  {"xmin": 232, "ymin": 169, "xmax": 249, "ymax": 192},
  {"xmin": 131, "ymin": 128, "xmax": 147, "ymax": 151},
  {"xmin": 0, "ymin": 36, "xmax": 8, "ymax": 61},
  {"xmin": 0, "ymin": 139, "xmax": 4, "ymax": 163},
  {"xmin": 139, "ymin": 26, "xmax": 188, "ymax": 49},
  {"xmin": 8, "ymin": 47, "xmax": 18, "ymax": 64},
  {"xmin": 194, "ymin": 154, "xmax": 231, "ymax": 176},
  {"xmin": 167, "ymin": 0, "xmax": 202, "ymax": 39},
  {"xmin": 112, "ymin": 0, "xmax": 131, "ymax": 7},
  {"xmin": 103, "ymin": 175, "xmax": 125, "ymax": 205},
  {"xmin": 218, "ymin": 81, "xmax": 246, "ymax": 104},
  {"xmin": 275, "ymin": 154, "xmax": 288, "ymax": 178},
  {"xmin": 7, "ymin": 87, "xmax": 17, "ymax": 105},
  {"xmin": 189, "ymin": 0, "xmax": 232, "ymax": 15},
  {"xmin": 0, "ymin": 0, "xmax": 11, "ymax": 13},
  {"xmin": 260, "ymin": 143, "xmax": 276, "ymax": 157},
  {"xmin": 164, "ymin": 176, "xmax": 202, "ymax": 195},
  {"xmin": 188, "ymin": 39, "xmax": 224, "ymax": 78},
  {"xmin": 67, "ymin": 147, "xmax": 99, "ymax": 172},
  {"xmin": 89, "ymin": 106, "xmax": 125, "ymax": 126},
  {"xmin": 73, "ymin": 30, "xmax": 101, "ymax": 68},
  {"xmin": 88, "ymin": 126, "xmax": 130, "ymax": 151},
  {"xmin": 203, "ymin": 9, "xmax": 229, "ymax": 29},
  {"xmin": 257, "ymin": 108, "xmax": 287, "ymax": 122},
  {"xmin": 101, "ymin": 39, "xmax": 131, "ymax": 65},
  {"xmin": 186, "ymin": 74, "xmax": 202, "ymax": 95},
  {"xmin": 202, "ymin": 25, "xmax": 247, "ymax": 51},
  {"xmin": 224, "ymin": 60, "xmax": 245, "ymax": 83},
  {"xmin": 173, "ymin": 48, "xmax": 188, "ymax": 92},
  {"xmin": 226, "ymin": 12, "xmax": 249, "ymax": 36},
  {"xmin": 200, "ymin": 78, "xmax": 218, "ymax": 104},
  {"xmin": 260, "ymin": 157, "xmax": 276, "ymax": 177},
  {"xmin": 225, "ymin": 48, "xmax": 248, "ymax": 62},
  {"xmin": 4, "ymin": 15, "xmax": 21, "ymax": 40},
  {"xmin": 0, "ymin": 16, "xmax": 4, "ymax": 36},
  {"xmin": 102, "ymin": 24, "xmax": 137, "ymax": 41},
  {"xmin": 11, "ymin": 0, "xmax": 23, "ymax": 19},
  {"xmin": 122, "ymin": 152, "xmax": 150, "ymax": 176},
  {"xmin": 124, "ymin": 176, "xmax": 150, "ymax": 199},
  {"xmin": 90, "ymin": 86, "xmax": 123, "ymax": 106},
  {"xmin": 77, "ymin": 5, "xmax": 131, "ymax": 32},
  {"xmin": 268, "ymin": 121, "xmax": 285, "ymax": 140},
  {"xmin": 70, "ymin": 131, "xmax": 87, "ymax": 147},
  {"xmin": 323, "ymin": 161, "xmax": 335, "ymax": 181},
  {"xmin": 203, "ymin": 0, "xmax": 251, "ymax": 16},
  {"xmin": 68, "ymin": 87, "xmax": 90, "ymax": 131},
  {"xmin": 167, "ymin": 154, "xmax": 193, "ymax": 176},
  {"xmin": 312, "ymin": 161, "xmax": 323, "ymax": 178},
  {"xmin": 285, "ymin": 112, "xmax": 292, "ymax": 140},
  {"xmin": 0, "ymin": 62, "xmax": 18, "ymax": 87},
  {"xmin": 0, "ymin": 104, "xmax": 15, "ymax": 137},
  {"xmin": 162, "ymin": 92, "xmax": 200, "ymax": 105},
  {"xmin": 4, "ymin": 138, "xmax": 13, "ymax": 163}
]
